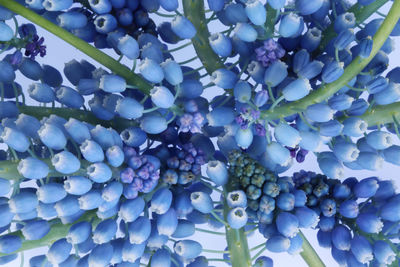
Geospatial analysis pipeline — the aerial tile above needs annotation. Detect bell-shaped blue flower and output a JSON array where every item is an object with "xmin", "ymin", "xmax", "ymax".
[
  {"xmin": 47, "ymin": 238, "xmax": 72, "ymax": 264},
  {"xmin": 37, "ymin": 183, "xmax": 67, "ymax": 204},
  {"xmin": 342, "ymin": 117, "xmax": 367, "ymax": 137},
  {"xmin": 235, "ymin": 23, "xmax": 257, "ymax": 42},
  {"xmin": 227, "ymin": 207, "xmax": 248, "ymax": 229},
  {"xmin": 80, "ymin": 139, "xmax": 104, "ymax": 163},
  {"xmin": 322, "ymin": 61, "xmax": 344, "ymax": 83},
  {"xmin": 67, "ymin": 221, "xmax": 92, "ymax": 244},
  {"xmin": 276, "ymin": 212, "xmax": 299, "ymax": 238},
  {"xmin": 128, "ymin": 216, "xmax": 151, "ymax": 244},
  {"xmin": 266, "ymin": 235, "xmax": 290, "ymax": 253},
  {"xmin": 171, "ymin": 16, "xmax": 196, "ymax": 39},
  {"xmin": 373, "ymin": 240, "xmax": 396, "ymax": 265},
  {"xmin": 333, "ymin": 141, "xmax": 359, "ymax": 162},
  {"xmin": 279, "ymin": 13, "xmax": 301, "ymax": 38},
  {"xmin": 235, "ymin": 128, "xmax": 254, "ymax": 149},
  {"xmin": 21, "ymin": 220, "xmax": 50, "ymax": 240},
  {"xmin": 139, "ymin": 58, "xmax": 164, "ymax": 84},
  {"xmin": 160, "ymin": 59, "xmax": 183, "ymax": 86},
  {"xmin": 0, "ymin": 22, "xmax": 13, "ymax": 42},
  {"xmin": 119, "ymin": 197, "xmax": 145, "ymax": 222},
  {"xmin": 52, "ymin": 151, "xmax": 80, "ymax": 174},
  {"xmin": 264, "ymin": 61, "xmax": 288, "ymax": 87},
  {"xmin": 89, "ymin": 243, "xmax": 114, "ymax": 267},
  {"xmin": 38, "ymin": 123, "xmax": 67, "ymax": 150},
  {"xmin": 317, "ymin": 156, "xmax": 344, "ymax": 179},
  {"xmin": 211, "ymin": 68, "xmax": 238, "ymax": 89},
  {"xmin": 331, "ymin": 225, "xmax": 351, "ymax": 251},
  {"xmin": 266, "ymin": 142, "xmax": 291, "ymax": 166},
  {"xmin": 9, "ymin": 191, "xmax": 38, "ymax": 214},
  {"xmin": 356, "ymin": 213, "xmax": 383, "ymax": 234},
  {"xmin": 305, "ymin": 103, "xmax": 334, "ymax": 122},
  {"xmin": 227, "ymin": 190, "xmax": 247, "ymax": 208},
  {"xmin": 64, "ymin": 118, "xmax": 90, "ymax": 144},
  {"xmin": 140, "ymin": 114, "xmax": 167, "ymax": 134},
  {"xmin": 0, "ymin": 235, "xmax": 21, "ymax": 254},
  {"xmin": 206, "ymin": 160, "xmax": 228, "ymax": 186},
  {"xmin": 151, "ymin": 187, "xmax": 172, "ymax": 215},
  {"xmin": 295, "ymin": 0, "xmax": 323, "ymax": 15},
  {"xmin": 366, "ymin": 130, "xmax": 392, "ymax": 150},
  {"xmin": 174, "ymin": 240, "xmax": 202, "ymax": 259},
  {"xmin": 157, "ymin": 207, "xmax": 178, "ymax": 236},
  {"xmin": 350, "ymin": 235, "xmax": 373, "ymax": 264},
  {"xmin": 209, "ymin": 33, "xmax": 232, "ymax": 57},
  {"xmin": 190, "ymin": 191, "xmax": 213, "ymax": 214},
  {"xmin": 93, "ymin": 218, "xmax": 118, "ymax": 244},
  {"xmin": 64, "ymin": 176, "xmax": 92, "ymax": 195},
  {"xmin": 150, "ymin": 86, "xmax": 175, "ymax": 109},
  {"xmin": 374, "ymin": 82, "xmax": 400, "ymax": 105},
  {"xmin": 117, "ymin": 35, "xmax": 139, "ymax": 60},
  {"xmin": 54, "ymin": 195, "xmax": 80, "ymax": 217},
  {"xmin": 294, "ymin": 207, "xmax": 319, "ymax": 228},
  {"xmin": 282, "ymin": 78, "xmax": 311, "ymax": 101},
  {"xmin": 274, "ymin": 123, "xmax": 301, "ymax": 148},
  {"xmin": 245, "ymin": 0, "xmax": 266, "ymax": 25}
]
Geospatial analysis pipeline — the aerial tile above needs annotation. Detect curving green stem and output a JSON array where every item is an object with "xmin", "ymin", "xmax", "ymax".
[
  {"xmin": 0, "ymin": 0, "xmax": 152, "ymax": 94},
  {"xmin": 18, "ymin": 105, "xmax": 137, "ymax": 132},
  {"xmin": 357, "ymin": 102, "xmax": 400, "ymax": 126},
  {"xmin": 0, "ymin": 211, "xmax": 100, "ymax": 257},
  {"xmin": 261, "ymin": 0, "xmax": 400, "ymax": 121},
  {"xmin": 182, "ymin": 0, "xmax": 224, "ymax": 74},
  {"xmin": 316, "ymin": 0, "xmax": 389, "ymax": 55},
  {"xmin": 300, "ymin": 231, "xmax": 326, "ymax": 267}
]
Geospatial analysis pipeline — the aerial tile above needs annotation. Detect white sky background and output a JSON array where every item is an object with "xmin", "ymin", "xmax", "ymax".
[{"xmin": 3, "ymin": 1, "xmax": 400, "ymax": 266}]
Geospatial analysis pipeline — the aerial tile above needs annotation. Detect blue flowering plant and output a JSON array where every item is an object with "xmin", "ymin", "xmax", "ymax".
[{"xmin": 0, "ymin": 0, "xmax": 400, "ymax": 266}]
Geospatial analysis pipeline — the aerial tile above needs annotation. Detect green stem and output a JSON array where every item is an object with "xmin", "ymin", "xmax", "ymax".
[
  {"xmin": 223, "ymin": 179, "xmax": 252, "ymax": 267},
  {"xmin": 315, "ymin": 0, "xmax": 389, "ymax": 55},
  {"xmin": 357, "ymin": 102, "xmax": 400, "ymax": 126},
  {"xmin": 261, "ymin": 0, "xmax": 400, "ymax": 121},
  {"xmin": 0, "ymin": 0, "xmax": 152, "ymax": 94},
  {"xmin": 299, "ymin": 231, "xmax": 326, "ymax": 267},
  {"xmin": 182, "ymin": 0, "xmax": 224, "ymax": 74},
  {"xmin": 18, "ymin": 105, "xmax": 136, "ymax": 132},
  {"xmin": 0, "ymin": 211, "xmax": 100, "ymax": 256},
  {"xmin": 263, "ymin": 4, "xmax": 278, "ymax": 39}
]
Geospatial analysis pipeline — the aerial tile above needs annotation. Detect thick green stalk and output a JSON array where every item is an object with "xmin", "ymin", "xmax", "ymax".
[
  {"xmin": 300, "ymin": 232, "xmax": 326, "ymax": 267},
  {"xmin": 315, "ymin": 0, "xmax": 389, "ymax": 55},
  {"xmin": 358, "ymin": 102, "xmax": 400, "ymax": 126},
  {"xmin": 261, "ymin": 0, "xmax": 400, "ymax": 121},
  {"xmin": 18, "ymin": 105, "xmax": 137, "ymax": 132},
  {"xmin": 0, "ymin": 211, "xmax": 99, "ymax": 256},
  {"xmin": 0, "ymin": 0, "xmax": 152, "ymax": 94},
  {"xmin": 263, "ymin": 4, "xmax": 278, "ymax": 38},
  {"xmin": 182, "ymin": 0, "xmax": 224, "ymax": 74},
  {"xmin": 223, "ymin": 180, "xmax": 252, "ymax": 267}
]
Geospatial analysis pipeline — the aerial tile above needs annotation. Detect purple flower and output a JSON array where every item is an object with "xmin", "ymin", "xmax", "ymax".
[
  {"xmin": 162, "ymin": 169, "xmax": 178, "ymax": 184},
  {"xmin": 235, "ymin": 115, "xmax": 249, "ymax": 129},
  {"xmin": 296, "ymin": 149, "xmax": 309, "ymax": 163},
  {"xmin": 9, "ymin": 51, "xmax": 22, "ymax": 66},
  {"xmin": 179, "ymin": 113, "xmax": 205, "ymax": 133},
  {"xmin": 137, "ymin": 167, "xmax": 149, "ymax": 180},
  {"xmin": 255, "ymin": 123, "xmax": 266, "ymax": 136},
  {"xmin": 255, "ymin": 39, "xmax": 285, "ymax": 67},
  {"xmin": 131, "ymin": 178, "xmax": 143, "ymax": 191},
  {"xmin": 120, "ymin": 168, "xmax": 134, "ymax": 183},
  {"xmin": 25, "ymin": 34, "xmax": 46, "ymax": 60}
]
